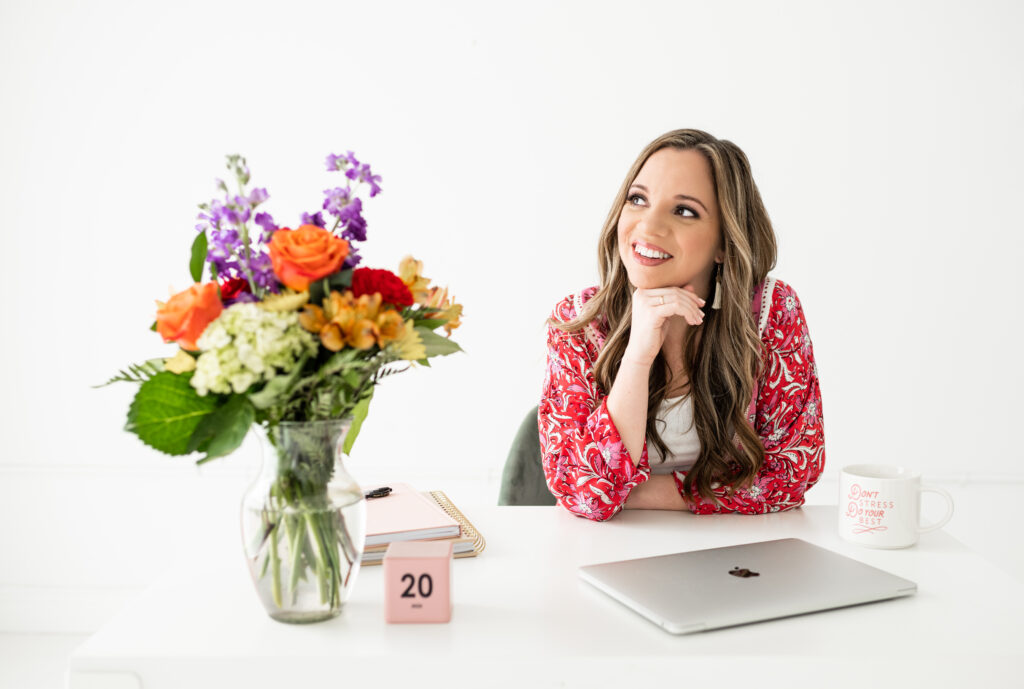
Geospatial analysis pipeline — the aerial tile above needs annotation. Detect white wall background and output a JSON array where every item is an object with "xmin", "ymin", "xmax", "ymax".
[{"xmin": 1, "ymin": 0, "xmax": 1022, "ymax": 633}]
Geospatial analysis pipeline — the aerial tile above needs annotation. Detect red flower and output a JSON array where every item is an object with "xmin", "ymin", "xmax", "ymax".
[
  {"xmin": 351, "ymin": 267, "xmax": 414, "ymax": 307},
  {"xmin": 219, "ymin": 277, "xmax": 251, "ymax": 301}
]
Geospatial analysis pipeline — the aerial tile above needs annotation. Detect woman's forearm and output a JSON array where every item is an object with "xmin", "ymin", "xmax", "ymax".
[
  {"xmin": 623, "ymin": 473, "xmax": 689, "ymax": 510},
  {"xmin": 605, "ymin": 355, "xmax": 652, "ymax": 467}
]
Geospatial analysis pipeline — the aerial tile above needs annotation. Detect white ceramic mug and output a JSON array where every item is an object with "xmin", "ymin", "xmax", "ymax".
[{"xmin": 838, "ymin": 464, "xmax": 954, "ymax": 548}]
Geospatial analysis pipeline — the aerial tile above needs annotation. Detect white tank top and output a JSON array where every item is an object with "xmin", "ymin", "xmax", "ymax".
[{"xmin": 647, "ymin": 394, "xmax": 701, "ymax": 474}]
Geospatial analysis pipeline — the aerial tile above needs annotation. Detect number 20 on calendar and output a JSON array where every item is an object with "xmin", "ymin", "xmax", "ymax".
[{"xmin": 383, "ymin": 541, "xmax": 453, "ymax": 623}]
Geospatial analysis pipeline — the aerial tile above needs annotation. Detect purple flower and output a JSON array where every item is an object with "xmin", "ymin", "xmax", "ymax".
[
  {"xmin": 301, "ymin": 211, "xmax": 326, "ymax": 228},
  {"xmin": 195, "ymin": 161, "xmax": 279, "ymax": 293},
  {"xmin": 342, "ymin": 245, "xmax": 363, "ymax": 269},
  {"xmin": 322, "ymin": 186, "xmax": 352, "ymax": 216},
  {"xmin": 198, "ymin": 200, "xmax": 228, "ymax": 230},
  {"xmin": 326, "ymin": 153, "xmax": 347, "ymax": 172},
  {"xmin": 254, "ymin": 212, "xmax": 278, "ymax": 241},
  {"xmin": 194, "ymin": 150, "xmax": 381, "ymax": 294},
  {"xmin": 209, "ymin": 228, "xmax": 239, "ymax": 257},
  {"xmin": 337, "ymin": 197, "xmax": 366, "ymax": 242},
  {"xmin": 225, "ymin": 290, "xmax": 259, "ymax": 306},
  {"xmin": 357, "ymin": 163, "xmax": 382, "ymax": 197},
  {"xmin": 247, "ymin": 187, "xmax": 269, "ymax": 206},
  {"xmin": 225, "ymin": 205, "xmax": 252, "ymax": 225},
  {"xmin": 248, "ymin": 251, "xmax": 279, "ymax": 292},
  {"xmin": 342, "ymin": 216, "xmax": 367, "ymax": 243},
  {"xmin": 326, "ymin": 150, "xmax": 360, "ymax": 173}
]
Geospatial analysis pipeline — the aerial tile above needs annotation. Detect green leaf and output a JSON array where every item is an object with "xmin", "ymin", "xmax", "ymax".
[
  {"xmin": 188, "ymin": 394, "xmax": 255, "ymax": 464},
  {"xmin": 125, "ymin": 372, "xmax": 218, "ymax": 455},
  {"xmin": 342, "ymin": 387, "xmax": 374, "ymax": 456},
  {"xmin": 190, "ymin": 231, "xmax": 208, "ymax": 283},
  {"xmin": 416, "ymin": 358, "xmax": 430, "ymax": 367},
  {"xmin": 248, "ymin": 353, "xmax": 311, "ymax": 410},
  {"xmin": 316, "ymin": 348, "xmax": 361, "ymax": 378},
  {"xmin": 150, "ymin": 321, "xmax": 157, "ymax": 332},
  {"xmin": 413, "ymin": 318, "xmax": 448, "ymax": 329},
  {"xmin": 308, "ymin": 269, "xmax": 353, "ymax": 305},
  {"xmin": 94, "ymin": 358, "xmax": 167, "ymax": 388},
  {"xmin": 415, "ymin": 327, "xmax": 463, "ymax": 358}
]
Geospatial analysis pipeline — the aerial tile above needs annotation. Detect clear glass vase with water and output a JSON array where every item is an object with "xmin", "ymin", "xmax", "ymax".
[{"xmin": 240, "ymin": 418, "xmax": 367, "ymax": 623}]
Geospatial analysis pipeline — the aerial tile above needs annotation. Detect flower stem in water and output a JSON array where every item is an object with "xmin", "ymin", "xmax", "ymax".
[{"xmin": 269, "ymin": 521, "xmax": 282, "ymax": 608}]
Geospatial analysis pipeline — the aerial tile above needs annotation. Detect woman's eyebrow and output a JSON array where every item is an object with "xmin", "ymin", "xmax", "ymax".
[{"xmin": 629, "ymin": 184, "xmax": 708, "ymax": 214}]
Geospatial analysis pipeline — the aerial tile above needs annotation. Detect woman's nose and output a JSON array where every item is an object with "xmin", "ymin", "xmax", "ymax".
[{"xmin": 636, "ymin": 212, "xmax": 670, "ymax": 236}]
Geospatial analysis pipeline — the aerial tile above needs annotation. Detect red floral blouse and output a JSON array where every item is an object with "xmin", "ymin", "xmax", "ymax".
[{"xmin": 537, "ymin": 277, "xmax": 825, "ymax": 520}]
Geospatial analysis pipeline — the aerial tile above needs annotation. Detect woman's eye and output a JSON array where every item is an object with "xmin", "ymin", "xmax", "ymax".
[{"xmin": 627, "ymin": 193, "xmax": 699, "ymax": 219}]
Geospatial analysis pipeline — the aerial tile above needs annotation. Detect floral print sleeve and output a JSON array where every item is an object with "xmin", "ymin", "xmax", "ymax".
[
  {"xmin": 537, "ymin": 293, "xmax": 651, "ymax": 522},
  {"xmin": 671, "ymin": 279, "xmax": 826, "ymax": 514}
]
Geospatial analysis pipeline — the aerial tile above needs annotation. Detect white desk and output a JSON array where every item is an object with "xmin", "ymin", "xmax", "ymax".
[{"xmin": 67, "ymin": 505, "xmax": 1022, "ymax": 689}]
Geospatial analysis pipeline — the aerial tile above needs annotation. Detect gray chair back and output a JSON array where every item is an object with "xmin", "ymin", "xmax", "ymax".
[{"xmin": 498, "ymin": 405, "xmax": 557, "ymax": 506}]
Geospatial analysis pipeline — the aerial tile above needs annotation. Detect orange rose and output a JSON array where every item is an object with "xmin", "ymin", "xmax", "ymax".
[
  {"xmin": 268, "ymin": 224, "xmax": 349, "ymax": 291},
  {"xmin": 155, "ymin": 282, "xmax": 223, "ymax": 351}
]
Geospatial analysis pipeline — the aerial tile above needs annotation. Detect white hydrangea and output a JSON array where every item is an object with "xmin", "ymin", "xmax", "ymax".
[{"xmin": 190, "ymin": 303, "xmax": 318, "ymax": 396}]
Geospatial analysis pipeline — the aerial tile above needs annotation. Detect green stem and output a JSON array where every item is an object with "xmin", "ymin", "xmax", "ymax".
[
  {"xmin": 301, "ymin": 529, "xmax": 319, "ymax": 583},
  {"xmin": 233, "ymin": 171, "xmax": 262, "ymax": 299},
  {"xmin": 315, "ymin": 513, "xmax": 342, "ymax": 608},
  {"xmin": 336, "ymin": 510, "xmax": 357, "ymax": 569},
  {"xmin": 269, "ymin": 520, "xmax": 282, "ymax": 608},
  {"xmin": 283, "ymin": 512, "xmax": 296, "ymax": 556},
  {"xmin": 288, "ymin": 515, "xmax": 306, "ymax": 605},
  {"xmin": 305, "ymin": 514, "xmax": 329, "ymax": 605},
  {"xmin": 237, "ymin": 221, "xmax": 261, "ymax": 298},
  {"xmin": 258, "ymin": 548, "xmax": 270, "ymax": 579}
]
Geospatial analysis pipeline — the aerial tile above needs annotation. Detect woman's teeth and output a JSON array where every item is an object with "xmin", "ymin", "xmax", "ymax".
[{"xmin": 634, "ymin": 244, "xmax": 671, "ymax": 259}]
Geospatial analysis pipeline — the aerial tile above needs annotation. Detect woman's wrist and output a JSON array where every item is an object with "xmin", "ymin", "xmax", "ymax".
[
  {"xmin": 622, "ymin": 346, "xmax": 655, "ymax": 368},
  {"xmin": 671, "ymin": 471, "xmax": 694, "ymax": 508}
]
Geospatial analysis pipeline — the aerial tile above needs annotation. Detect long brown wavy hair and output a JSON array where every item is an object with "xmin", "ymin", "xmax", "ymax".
[{"xmin": 546, "ymin": 129, "xmax": 778, "ymax": 504}]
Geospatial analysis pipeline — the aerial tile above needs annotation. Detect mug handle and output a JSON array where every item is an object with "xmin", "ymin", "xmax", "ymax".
[{"xmin": 917, "ymin": 484, "xmax": 954, "ymax": 533}]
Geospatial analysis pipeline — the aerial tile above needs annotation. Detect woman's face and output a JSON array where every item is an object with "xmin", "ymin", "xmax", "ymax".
[{"xmin": 617, "ymin": 147, "xmax": 724, "ymax": 298}]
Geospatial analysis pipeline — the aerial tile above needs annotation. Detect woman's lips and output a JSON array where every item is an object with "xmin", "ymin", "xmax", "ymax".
[
  {"xmin": 633, "ymin": 240, "xmax": 672, "ymax": 256},
  {"xmin": 633, "ymin": 243, "xmax": 671, "ymax": 266}
]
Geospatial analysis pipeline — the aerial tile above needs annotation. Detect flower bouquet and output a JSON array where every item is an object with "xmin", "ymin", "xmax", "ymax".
[{"xmin": 98, "ymin": 151, "xmax": 463, "ymax": 622}]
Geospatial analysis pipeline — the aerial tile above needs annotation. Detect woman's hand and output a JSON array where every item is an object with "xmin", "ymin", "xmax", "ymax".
[{"xmin": 623, "ymin": 285, "xmax": 706, "ymax": 366}]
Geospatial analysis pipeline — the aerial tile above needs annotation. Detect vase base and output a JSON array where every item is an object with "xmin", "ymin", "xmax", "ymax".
[{"xmin": 268, "ymin": 608, "xmax": 343, "ymax": 624}]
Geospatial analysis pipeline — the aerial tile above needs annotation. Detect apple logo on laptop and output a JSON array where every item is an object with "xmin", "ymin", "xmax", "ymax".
[{"xmin": 729, "ymin": 566, "xmax": 760, "ymax": 578}]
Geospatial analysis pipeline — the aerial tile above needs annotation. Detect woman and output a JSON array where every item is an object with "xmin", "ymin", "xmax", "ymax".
[{"xmin": 538, "ymin": 128, "xmax": 825, "ymax": 520}]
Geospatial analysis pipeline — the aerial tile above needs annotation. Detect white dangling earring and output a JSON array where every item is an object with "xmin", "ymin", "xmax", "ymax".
[{"xmin": 711, "ymin": 262, "xmax": 723, "ymax": 310}]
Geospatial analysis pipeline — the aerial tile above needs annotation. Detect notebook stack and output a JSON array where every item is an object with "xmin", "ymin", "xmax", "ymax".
[{"xmin": 360, "ymin": 482, "xmax": 486, "ymax": 565}]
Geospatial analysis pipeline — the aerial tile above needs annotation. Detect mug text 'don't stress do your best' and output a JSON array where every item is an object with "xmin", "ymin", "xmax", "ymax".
[{"xmin": 839, "ymin": 464, "xmax": 954, "ymax": 549}]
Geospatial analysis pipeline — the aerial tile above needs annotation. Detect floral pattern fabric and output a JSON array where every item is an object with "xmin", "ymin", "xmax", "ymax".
[{"xmin": 537, "ymin": 278, "xmax": 825, "ymax": 520}]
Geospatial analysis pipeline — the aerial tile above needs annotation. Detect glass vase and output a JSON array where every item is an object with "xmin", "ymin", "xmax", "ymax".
[{"xmin": 241, "ymin": 418, "xmax": 367, "ymax": 624}]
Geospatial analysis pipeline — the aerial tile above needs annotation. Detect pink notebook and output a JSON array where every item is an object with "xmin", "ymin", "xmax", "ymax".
[{"xmin": 364, "ymin": 482, "xmax": 462, "ymax": 547}]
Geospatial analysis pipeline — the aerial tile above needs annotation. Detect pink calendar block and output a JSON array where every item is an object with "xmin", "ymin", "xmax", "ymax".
[{"xmin": 383, "ymin": 540, "xmax": 453, "ymax": 623}]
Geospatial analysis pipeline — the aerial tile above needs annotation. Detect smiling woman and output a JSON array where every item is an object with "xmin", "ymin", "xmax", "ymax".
[
  {"xmin": 617, "ymin": 148, "xmax": 723, "ymax": 309},
  {"xmin": 537, "ymin": 128, "xmax": 826, "ymax": 520}
]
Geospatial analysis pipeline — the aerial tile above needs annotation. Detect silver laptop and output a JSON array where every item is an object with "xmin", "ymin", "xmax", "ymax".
[{"xmin": 578, "ymin": 538, "xmax": 917, "ymax": 634}]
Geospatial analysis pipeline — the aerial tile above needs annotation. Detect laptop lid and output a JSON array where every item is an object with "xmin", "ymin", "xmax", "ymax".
[{"xmin": 578, "ymin": 538, "xmax": 917, "ymax": 634}]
